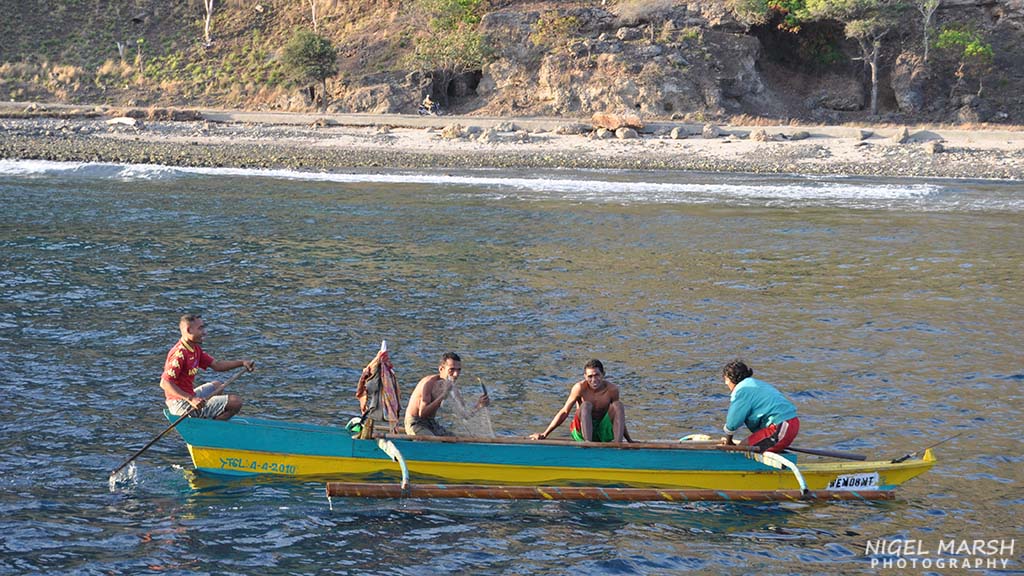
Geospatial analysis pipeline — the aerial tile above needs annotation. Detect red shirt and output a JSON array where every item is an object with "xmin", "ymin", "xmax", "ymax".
[{"xmin": 161, "ymin": 339, "xmax": 214, "ymax": 400}]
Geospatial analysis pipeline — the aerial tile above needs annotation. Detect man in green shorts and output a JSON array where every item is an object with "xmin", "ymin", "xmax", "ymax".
[{"xmin": 529, "ymin": 359, "xmax": 631, "ymax": 442}]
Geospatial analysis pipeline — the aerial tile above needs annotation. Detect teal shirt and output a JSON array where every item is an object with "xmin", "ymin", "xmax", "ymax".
[{"xmin": 724, "ymin": 377, "xmax": 798, "ymax": 434}]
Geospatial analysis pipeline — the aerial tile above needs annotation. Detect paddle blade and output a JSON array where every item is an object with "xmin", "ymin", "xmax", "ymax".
[{"xmin": 108, "ymin": 461, "xmax": 137, "ymax": 491}]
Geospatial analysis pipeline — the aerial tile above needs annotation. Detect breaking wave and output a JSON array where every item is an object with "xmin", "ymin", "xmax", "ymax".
[{"xmin": 1, "ymin": 159, "xmax": 1020, "ymax": 212}]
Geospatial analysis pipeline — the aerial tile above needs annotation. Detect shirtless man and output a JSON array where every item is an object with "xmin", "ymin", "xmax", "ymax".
[
  {"xmin": 529, "ymin": 359, "xmax": 631, "ymax": 442},
  {"xmin": 404, "ymin": 352, "xmax": 488, "ymax": 436}
]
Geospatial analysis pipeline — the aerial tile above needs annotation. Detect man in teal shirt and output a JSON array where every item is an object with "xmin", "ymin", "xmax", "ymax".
[{"xmin": 720, "ymin": 360, "xmax": 800, "ymax": 453}]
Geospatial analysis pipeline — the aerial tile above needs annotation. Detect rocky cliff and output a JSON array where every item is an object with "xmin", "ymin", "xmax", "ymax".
[
  {"xmin": 1, "ymin": 0, "xmax": 1021, "ymax": 124},
  {"xmin": 455, "ymin": 0, "xmax": 1024, "ymax": 123}
]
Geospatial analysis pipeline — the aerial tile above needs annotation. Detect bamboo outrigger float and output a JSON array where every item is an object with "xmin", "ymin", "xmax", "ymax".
[
  {"xmin": 324, "ymin": 483, "xmax": 899, "ymax": 502},
  {"xmin": 168, "ymin": 412, "xmax": 936, "ymax": 502}
]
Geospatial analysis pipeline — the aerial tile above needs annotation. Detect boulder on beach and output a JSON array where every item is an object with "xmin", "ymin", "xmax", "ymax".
[{"xmin": 592, "ymin": 112, "xmax": 644, "ymax": 131}]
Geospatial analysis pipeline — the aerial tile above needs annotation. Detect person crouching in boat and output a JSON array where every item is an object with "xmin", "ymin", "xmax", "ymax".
[
  {"xmin": 529, "ymin": 359, "xmax": 632, "ymax": 442},
  {"xmin": 404, "ymin": 352, "xmax": 489, "ymax": 436},
  {"xmin": 160, "ymin": 314, "xmax": 254, "ymax": 420},
  {"xmin": 720, "ymin": 360, "xmax": 799, "ymax": 453}
]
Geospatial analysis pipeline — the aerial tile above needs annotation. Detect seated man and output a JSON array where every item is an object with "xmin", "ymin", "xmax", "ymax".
[
  {"xmin": 160, "ymin": 314, "xmax": 253, "ymax": 421},
  {"xmin": 404, "ymin": 352, "xmax": 488, "ymax": 436},
  {"xmin": 720, "ymin": 360, "xmax": 800, "ymax": 453},
  {"xmin": 418, "ymin": 94, "xmax": 439, "ymax": 115},
  {"xmin": 529, "ymin": 359, "xmax": 630, "ymax": 442}
]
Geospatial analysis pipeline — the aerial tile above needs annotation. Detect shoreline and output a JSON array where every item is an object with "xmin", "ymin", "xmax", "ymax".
[{"xmin": 2, "ymin": 104, "xmax": 1023, "ymax": 179}]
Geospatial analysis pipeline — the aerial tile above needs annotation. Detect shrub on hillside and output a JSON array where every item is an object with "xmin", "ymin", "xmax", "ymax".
[{"xmin": 281, "ymin": 29, "xmax": 338, "ymax": 112}]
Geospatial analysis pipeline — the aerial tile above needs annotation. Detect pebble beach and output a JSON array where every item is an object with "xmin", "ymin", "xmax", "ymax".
[{"xmin": 2, "ymin": 104, "xmax": 1023, "ymax": 179}]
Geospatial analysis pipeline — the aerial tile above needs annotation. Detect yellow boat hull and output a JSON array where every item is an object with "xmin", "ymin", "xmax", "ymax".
[{"xmin": 188, "ymin": 443, "xmax": 935, "ymax": 493}]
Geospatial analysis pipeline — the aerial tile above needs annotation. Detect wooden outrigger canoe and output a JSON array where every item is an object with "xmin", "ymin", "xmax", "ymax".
[{"xmin": 168, "ymin": 412, "xmax": 935, "ymax": 501}]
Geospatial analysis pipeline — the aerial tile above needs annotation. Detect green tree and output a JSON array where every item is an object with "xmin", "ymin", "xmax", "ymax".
[
  {"xmin": 726, "ymin": 0, "xmax": 772, "ymax": 27},
  {"xmin": 282, "ymin": 29, "xmax": 337, "ymax": 112},
  {"xmin": 726, "ymin": 0, "xmax": 814, "ymax": 30},
  {"xmin": 407, "ymin": 0, "xmax": 490, "ymax": 108},
  {"xmin": 935, "ymin": 26, "xmax": 994, "ymax": 98},
  {"xmin": 913, "ymin": 0, "xmax": 941, "ymax": 64},
  {"xmin": 771, "ymin": 0, "xmax": 810, "ymax": 31},
  {"xmin": 801, "ymin": 0, "xmax": 906, "ymax": 115},
  {"xmin": 420, "ymin": 0, "xmax": 485, "ymax": 30}
]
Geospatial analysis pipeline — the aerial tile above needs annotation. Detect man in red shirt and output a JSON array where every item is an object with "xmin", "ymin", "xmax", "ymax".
[{"xmin": 160, "ymin": 314, "xmax": 254, "ymax": 420}]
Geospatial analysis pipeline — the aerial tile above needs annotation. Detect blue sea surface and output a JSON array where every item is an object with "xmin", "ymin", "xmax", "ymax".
[{"xmin": 1, "ymin": 161, "xmax": 1021, "ymax": 575}]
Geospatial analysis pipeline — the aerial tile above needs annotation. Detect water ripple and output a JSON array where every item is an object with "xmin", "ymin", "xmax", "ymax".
[{"xmin": 0, "ymin": 168, "xmax": 1020, "ymax": 575}]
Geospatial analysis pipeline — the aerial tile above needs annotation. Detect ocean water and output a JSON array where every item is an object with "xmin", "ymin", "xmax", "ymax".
[{"xmin": 0, "ymin": 160, "xmax": 1021, "ymax": 575}]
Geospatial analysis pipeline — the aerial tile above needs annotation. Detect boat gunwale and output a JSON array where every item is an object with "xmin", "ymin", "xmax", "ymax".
[
  {"xmin": 175, "ymin": 414, "xmax": 939, "ymax": 475},
  {"xmin": 191, "ymin": 414, "xmax": 767, "ymax": 455},
  {"xmin": 381, "ymin": 432, "xmax": 766, "ymax": 454}
]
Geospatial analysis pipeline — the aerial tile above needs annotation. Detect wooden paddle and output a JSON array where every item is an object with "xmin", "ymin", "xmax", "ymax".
[
  {"xmin": 680, "ymin": 434, "xmax": 867, "ymax": 460},
  {"xmin": 109, "ymin": 368, "xmax": 248, "ymax": 482}
]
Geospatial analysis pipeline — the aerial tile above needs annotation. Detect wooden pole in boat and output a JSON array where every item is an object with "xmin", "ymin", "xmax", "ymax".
[
  {"xmin": 786, "ymin": 446, "xmax": 867, "ymax": 461},
  {"xmin": 109, "ymin": 368, "xmax": 248, "ymax": 481},
  {"xmin": 324, "ymin": 482, "xmax": 896, "ymax": 502},
  {"xmin": 890, "ymin": 432, "xmax": 963, "ymax": 463}
]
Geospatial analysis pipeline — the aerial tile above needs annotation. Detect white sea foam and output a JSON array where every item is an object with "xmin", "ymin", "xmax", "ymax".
[{"xmin": 1, "ymin": 158, "xmax": 1019, "ymax": 211}]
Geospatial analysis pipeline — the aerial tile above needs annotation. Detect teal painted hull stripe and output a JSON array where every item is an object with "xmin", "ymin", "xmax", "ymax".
[{"xmin": 171, "ymin": 413, "xmax": 783, "ymax": 473}]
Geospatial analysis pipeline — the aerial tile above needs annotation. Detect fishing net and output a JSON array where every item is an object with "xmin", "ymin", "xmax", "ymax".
[{"xmin": 441, "ymin": 379, "xmax": 495, "ymax": 438}]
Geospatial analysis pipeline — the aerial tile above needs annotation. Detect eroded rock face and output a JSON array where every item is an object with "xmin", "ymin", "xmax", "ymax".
[
  {"xmin": 342, "ymin": 84, "xmax": 403, "ymax": 114},
  {"xmin": 475, "ymin": 5, "xmax": 768, "ymax": 119},
  {"xmin": 328, "ymin": 0, "xmax": 1023, "ymax": 123},
  {"xmin": 943, "ymin": 0, "xmax": 1024, "ymax": 22},
  {"xmin": 681, "ymin": 0, "xmax": 750, "ymax": 32},
  {"xmin": 891, "ymin": 52, "xmax": 927, "ymax": 114},
  {"xmin": 811, "ymin": 74, "xmax": 865, "ymax": 112},
  {"xmin": 332, "ymin": 72, "xmax": 422, "ymax": 114},
  {"xmin": 703, "ymin": 30, "xmax": 764, "ymax": 112}
]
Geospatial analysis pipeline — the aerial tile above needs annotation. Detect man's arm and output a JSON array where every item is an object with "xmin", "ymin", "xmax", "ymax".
[
  {"xmin": 721, "ymin": 390, "xmax": 747, "ymax": 445},
  {"xmin": 418, "ymin": 377, "xmax": 450, "ymax": 419},
  {"xmin": 530, "ymin": 382, "xmax": 582, "ymax": 440},
  {"xmin": 160, "ymin": 378, "xmax": 203, "ymax": 409},
  {"xmin": 211, "ymin": 359, "xmax": 255, "ymax": 372}
]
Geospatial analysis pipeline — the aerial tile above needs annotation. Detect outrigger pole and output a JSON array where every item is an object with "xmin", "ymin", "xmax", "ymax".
[{"xmin": 324, "ymin": 482, "xmax": 895, "ymax": 502}]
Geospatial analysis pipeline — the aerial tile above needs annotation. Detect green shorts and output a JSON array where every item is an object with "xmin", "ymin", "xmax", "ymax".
[{"xmin": 570, "ymin": 411, "xmax": 615, "ymax": 442}]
